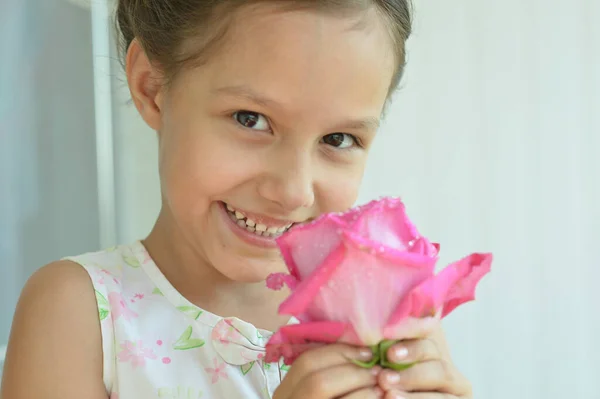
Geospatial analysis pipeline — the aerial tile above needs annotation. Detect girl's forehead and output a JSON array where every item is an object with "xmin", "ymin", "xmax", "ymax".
[{"xmin": 179, "ymin": 5, "xmax": 395, "ymax": 117}]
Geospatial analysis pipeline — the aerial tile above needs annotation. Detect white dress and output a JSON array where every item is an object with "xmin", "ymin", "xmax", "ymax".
[{"xmin": 66, "ymin": 241, "xmax": 291, "ymax": 399}]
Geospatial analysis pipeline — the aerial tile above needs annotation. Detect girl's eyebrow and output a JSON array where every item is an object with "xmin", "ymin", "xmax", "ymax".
[
  {"xmin": 212, "ymin": 84, "xmax": 281, "ymax": 109},
  {"xmin": 212, "ymin": 84, "xmax": 380, "ymax": 132},
  {"xmin": 335, "ymin": 116, "xmax": 380, "ymax": 132}
]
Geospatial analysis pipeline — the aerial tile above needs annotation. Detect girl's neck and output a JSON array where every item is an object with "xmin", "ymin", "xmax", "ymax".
[{"xmin": 142, "ymin": 211, "xmax": 291, "ymax": 331}]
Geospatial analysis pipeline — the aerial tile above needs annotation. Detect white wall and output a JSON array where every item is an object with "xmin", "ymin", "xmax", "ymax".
[
  {"xmin": 108, "ymin": 0, "xmax": 600, "ymax": 397},
  {"xmin": 0, "ymin": 0, "xmax": 100, "ymax": 379}
]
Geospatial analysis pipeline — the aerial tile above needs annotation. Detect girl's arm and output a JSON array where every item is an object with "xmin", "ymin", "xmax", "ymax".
[{"xmin": 0, "ymin": 261, "xmax": 108, "ymax": 399}]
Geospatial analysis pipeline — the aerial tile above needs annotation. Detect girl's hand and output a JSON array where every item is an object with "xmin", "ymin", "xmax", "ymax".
[
  {"xmin": 273, "ymin": 344, "xmax": 384, "ymax": 399},
  {"xmin": 378, "ymin": 327, "xmax": 473, "ymax": 399}
]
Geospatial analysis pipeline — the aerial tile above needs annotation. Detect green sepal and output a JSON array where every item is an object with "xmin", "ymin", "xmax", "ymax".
[
  {"xmin": 351, "ymin": 340, "xmax": 417, "ymax": 371},
  {"xmin": 351, "ymin": 344, "xmax": 380, "ymax": 368}
]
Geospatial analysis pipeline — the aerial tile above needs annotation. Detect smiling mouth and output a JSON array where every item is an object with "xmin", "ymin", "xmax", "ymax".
[{"xmin": 223, "ymin": 202, "xmax": 295, "ymax": 238}]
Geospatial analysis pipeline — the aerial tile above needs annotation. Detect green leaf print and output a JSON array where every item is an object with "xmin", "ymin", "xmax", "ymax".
[
  {"xmin": 152, "ymin": 287, "xmax": 164, "ymax": 296},
  {"xmin": 240, "ymin": 361, "xmax": 255, "ymax": 375},
  {"xmin": 173, "ymin": 326, "xmax": 205, "ymax": 350},
  {"xmin": 95, "ymin": 290, "xmax": 110, "ymax": 321},
  {"xmin": 280, "ymin": 364, "xmax": 290, "ymax": 372},
  {"xmin": 176, "ymin": 306, "xmax": 203, "ymax": 320},
  {"xmin": 122, "ymin": 253, "xmax": 141, "ymax": 268}
]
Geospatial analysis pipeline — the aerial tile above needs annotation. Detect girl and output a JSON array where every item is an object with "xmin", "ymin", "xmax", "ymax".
[{"xmin": 1, "ymin": 1, "xmax": 473, "ymax": 398}]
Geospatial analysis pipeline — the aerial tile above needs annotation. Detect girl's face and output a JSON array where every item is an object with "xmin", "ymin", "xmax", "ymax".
[{"xmin": 136, "ymin": 5, "xmax": 396, "ymax": 282}]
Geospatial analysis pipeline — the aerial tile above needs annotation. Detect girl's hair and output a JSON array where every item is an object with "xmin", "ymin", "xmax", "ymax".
[{"xmin": 115, "ymin": 0, "xmax": 412, "ymax": 94}]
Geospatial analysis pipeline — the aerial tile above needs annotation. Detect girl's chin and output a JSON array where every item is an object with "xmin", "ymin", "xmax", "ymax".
[{"xmin": 210, "ymin": 251, "xmax": 283, "ymax": 284}]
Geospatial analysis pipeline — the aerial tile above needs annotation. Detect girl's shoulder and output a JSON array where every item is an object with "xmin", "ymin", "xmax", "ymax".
[{"xmin": 2, "ymin": 260, "xmax": 107, "ymax": 398}]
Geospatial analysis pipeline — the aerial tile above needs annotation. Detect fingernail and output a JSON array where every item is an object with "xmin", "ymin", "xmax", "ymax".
[
  {"xmin": 391, "ymin": 346, "xmax": 408, "ymax": 361},
  {"xmin": 357, "ymin": 348, "xmax": 373, "ymax": 360},
  {"xmin": 370, "ymin": 365, "xmax": 382, "ymax": 376},
  {"xmin": 386, "ymin": 372, "xmax": 401, "ymax": 384}
]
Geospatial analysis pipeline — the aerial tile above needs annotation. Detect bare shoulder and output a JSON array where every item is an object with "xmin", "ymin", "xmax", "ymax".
[{"xmin": 0, "ymin": 260, "xmax": 108, "ymax": 399}]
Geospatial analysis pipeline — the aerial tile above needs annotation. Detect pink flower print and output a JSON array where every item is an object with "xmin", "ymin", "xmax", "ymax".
[
  {"xmin": 240, "ymin": 350, "xmax": 264, "ymax": 363},
  {"xmin": 205, "ymin": 358, "xmax": 228, "ymax": 384},
  {"xmin": 141, "ymin": 250, "xmax": 152, "ymax": 264},
  {"xmin": 117, "ymin": 340, "xmax": 157, "ymax": 369},
  {"xmin": 134, "ymin": 293, "xmax": 144, "ymax": 300},
  {"xmin": 108, "ymin": 292, "xmax": 138, "ymax": 321},
  {"xmin": 211, "ymin": 320, "xmax": 240, "ymax": 345}
]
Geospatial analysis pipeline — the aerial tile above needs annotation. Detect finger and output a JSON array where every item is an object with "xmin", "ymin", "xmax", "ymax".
[
  {"xmin": 276, "ymin": 344, "xmax": 373, "ymax": 396},
  {"xmin": 387, "ymin": 338, "xmax": 440, "ymax": 364},
  {"xmin": 342, "ymin": 385, "xmax": 385, "ymax": 399},
  {"xmin": 384, "ymin": 391, "xmax": 461, "ymax": 399},
  {"xmin": 291, "ymin": 364, "xmax": 380, "ymax": 399},
  {"xmin": 378, "ymin": 360, "xmax": 471, "ymax": 394}
]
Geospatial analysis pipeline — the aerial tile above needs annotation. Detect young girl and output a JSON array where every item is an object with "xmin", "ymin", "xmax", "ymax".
[{"xmin": 1, "ymin": 1, "xmax": 473, "ymax": 398}]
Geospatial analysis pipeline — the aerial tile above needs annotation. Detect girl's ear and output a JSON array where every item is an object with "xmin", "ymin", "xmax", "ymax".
[{"xmin": 126, "ymin": 39, "xmax": 164, "ymax": 131}]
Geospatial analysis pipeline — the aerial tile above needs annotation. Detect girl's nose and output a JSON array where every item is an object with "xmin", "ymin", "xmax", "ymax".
[{"xmin": 257, "ymin": 151, "xmax": 316, "ymax": 213}]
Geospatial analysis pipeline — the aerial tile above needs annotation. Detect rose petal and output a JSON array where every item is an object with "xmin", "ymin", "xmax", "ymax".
[
  {"xmin": 409, "ymin": 237, "xmax": 440, "ymax": 257},
  {"xmin": 276, "ymin": 214, "xmax": 347, "ymax": 281},
  {"xmin": 439, "ymin": 252, "xmax": 492, "ymax": 317},
  {"xmin": 265, "ymin": 322, "xmax": 349, "ymax": 364},
  {"xmin": 386, "ymin": 252, "xmax": 492, "ymax": 329},
  {"xmin": 342, "ymin": 231, "xmax": 438, "ymax": 269},
  {"xmin": 281, "ymin": 236, "xmax": 435, "ymax": 345},
  {"xmin": 277, "ymin": 244, "xmax": 347, "ymax": 317},
  {"xmin": 353, "ymin": 198, "xmax": 420, "ymax": 251},
  {"xmin": 266, "ymin": 273, "xmax": 298, "ymax": 291}
]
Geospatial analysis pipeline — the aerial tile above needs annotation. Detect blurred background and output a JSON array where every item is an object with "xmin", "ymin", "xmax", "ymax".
[{"xmin": 1, "ymin": 0, "xmax": 598, "ymax": 397}]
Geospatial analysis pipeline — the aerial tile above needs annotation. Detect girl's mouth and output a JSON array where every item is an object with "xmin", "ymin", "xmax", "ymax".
[{"xmin": 222, "ymin": 202, "xmax": 294, "ymax": 239}]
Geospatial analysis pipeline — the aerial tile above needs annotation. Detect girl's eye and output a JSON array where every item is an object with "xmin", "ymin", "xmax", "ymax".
[
  {"xmin": 233, "ymin": 111, "xmax": 270, "ymax": 131},
  {"xmin": 321, "ymin": 133, "xmax": 357, "ymax": 149}
]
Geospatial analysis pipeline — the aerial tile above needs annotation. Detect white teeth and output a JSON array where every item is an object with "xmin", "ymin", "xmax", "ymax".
[
  {"xmin": 225, "ymin": 203, "xmax": 292, "ymax": 238},
  {"xmin": 255, "ymin": 223, "xmax": 267, "ymax": 232}
]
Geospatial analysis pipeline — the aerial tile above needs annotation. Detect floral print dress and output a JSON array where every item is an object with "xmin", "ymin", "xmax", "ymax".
[{"xmin": 65, "ymin": 241, "xmax": 292, "ymax": 399}]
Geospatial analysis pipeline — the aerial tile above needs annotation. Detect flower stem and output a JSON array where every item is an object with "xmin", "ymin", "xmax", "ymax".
[{"xmin": 351, "ymin": 340, "xmax": 416, "ymax": 370}]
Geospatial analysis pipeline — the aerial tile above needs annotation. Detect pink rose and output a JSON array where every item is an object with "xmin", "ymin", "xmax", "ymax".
[{"xmin": 265, "ymin": 197, "xmax": 492, "ymax": 365}]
